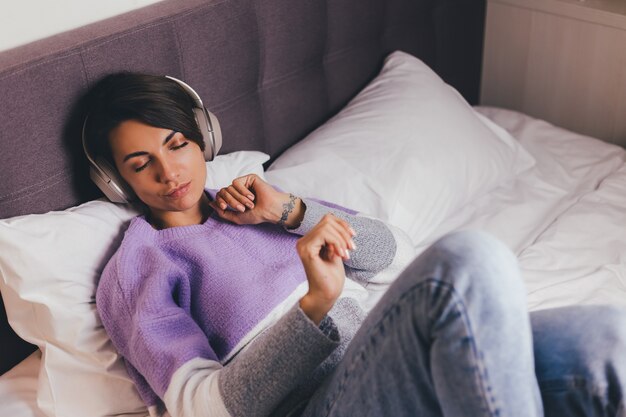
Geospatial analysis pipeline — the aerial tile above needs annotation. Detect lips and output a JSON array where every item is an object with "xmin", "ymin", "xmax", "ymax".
[{"xmin": 165, "ymin": 181, "xmax": 191, "ymax": 199}]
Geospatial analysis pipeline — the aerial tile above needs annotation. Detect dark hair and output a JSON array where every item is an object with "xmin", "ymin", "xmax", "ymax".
[{"xmin": 83, "ymin": 72, "xmax": 205, "ymax": 167}]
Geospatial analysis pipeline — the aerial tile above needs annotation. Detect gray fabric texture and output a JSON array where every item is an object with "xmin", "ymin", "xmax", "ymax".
[
  {"xmin": 271, "ymin": 297, "xmax": 367, "ymax": 417},
  {"xmin": 218, "ymin": 302, "xmax": 340, "ymax": 417}
]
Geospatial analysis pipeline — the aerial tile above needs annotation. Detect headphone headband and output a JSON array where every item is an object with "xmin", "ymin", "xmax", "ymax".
[
  {"xmin": 165, "ymin": 76, "xmax": 204, "ymax": 109},
  {"xmin": 81, "ymin": 75, "xmax": 222, "ymax": 204}
]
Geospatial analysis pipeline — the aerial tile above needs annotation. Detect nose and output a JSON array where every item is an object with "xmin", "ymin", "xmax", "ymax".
[{"xmin": 155, "ymin": 157, "xmax": 179, "ymax": 183}]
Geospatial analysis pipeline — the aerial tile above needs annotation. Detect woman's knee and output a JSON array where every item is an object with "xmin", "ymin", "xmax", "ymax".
[
  {"xmin": 431, "ymin": 230, "xmax": 517, "ymax": 270},
  {"xmin": 391, "ymin": 230, "xmax": 526, "ymax": 316},
  {"xmin": 427, "ymin": 230, "xmax": 523, "ymax": 298}
]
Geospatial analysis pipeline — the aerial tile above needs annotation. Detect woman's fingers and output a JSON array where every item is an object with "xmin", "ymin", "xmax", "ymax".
[
  {"xmin": 216, "ymin": 191, "xmax": 244, "ymax": 212},
  {"xmin": 325, "ymin": 244, "xmax": 345, "ymax": 261},
  {"xmin": 231, "ymin": 178, "xmax": 256, "ymax": 202},
  {"xmin": 332, "ymin": 216, "xmax": 356, "ymax": 241},
  {"xmin": 216, "ymin": 186, "xmax": 253, "ymax": 212},
  {"xmin": 226, "ymin": 184, "xmax": 255, "ymax": 209},
  {"xmin": 330, "ymin": 220, "xmax": 357, "ymax": 251},
  {"xmin": 319, "ymin": 244, "xmax": 332, "ymax": 262},
  {"xmin": 320, "ymin": 214, "xmax": 356, "ymax": 254},
  {"xmin": 314, "ymin": 217, "xmax": 356, "ymax": 261},
  {"xmin": 208, "ymin": 200, "xmax": 236, "ymax": 222}
]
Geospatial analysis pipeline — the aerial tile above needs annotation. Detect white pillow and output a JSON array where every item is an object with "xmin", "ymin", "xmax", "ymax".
[
  {"xmin": 205, "ymin": 150, "xmax": 269, "ymax": 188},
  {"xmin": 0, "ymin": 151, "xmax": 269, "ymax": 417},
  {"xmin": 265, "ymin": 50, "xmax": 535, "ymax": 244}
]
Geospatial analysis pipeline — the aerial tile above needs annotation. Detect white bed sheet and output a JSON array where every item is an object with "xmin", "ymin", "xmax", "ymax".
[
  {"xmin": 2, "ymin": 106, "xmax": 626, "ymax": 414},
  {"xmin": 0, "ymin": 350, "xmax": 45, "ymax": 417},
  {"xmin": 519, "ymin": 163, "xmax": 626, "ymax": 311}
]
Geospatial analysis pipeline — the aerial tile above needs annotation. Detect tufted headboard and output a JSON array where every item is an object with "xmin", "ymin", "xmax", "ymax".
[{"xmin": 0, "ymin": 0, "xmax": 486, "ymax": 375}]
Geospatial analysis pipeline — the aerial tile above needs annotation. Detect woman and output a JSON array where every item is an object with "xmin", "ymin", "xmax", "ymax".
[{"xmin": 85, "ymin": 72, "xmax": 625, "ymax": 417}]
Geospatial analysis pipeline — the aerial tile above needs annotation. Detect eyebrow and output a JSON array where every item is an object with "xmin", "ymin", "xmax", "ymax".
[{"xmin": 122, "ymin": 130, "xmax": 177, "ymax": 162}]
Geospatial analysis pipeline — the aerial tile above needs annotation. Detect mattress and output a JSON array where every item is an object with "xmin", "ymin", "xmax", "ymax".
[{"xmin": 2, "ymin": 106, "xmax": 625, "ymax": 415}]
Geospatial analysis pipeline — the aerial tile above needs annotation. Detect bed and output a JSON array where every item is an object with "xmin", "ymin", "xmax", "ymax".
[{"xmin": 1, "ymin": 0, "xmax": 625, "ymax": 416}]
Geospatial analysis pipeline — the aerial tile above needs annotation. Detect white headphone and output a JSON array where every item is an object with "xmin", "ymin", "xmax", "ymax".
[{"xmin": 81, "ymin": 75, "xmax": 222, "ymax": 203}]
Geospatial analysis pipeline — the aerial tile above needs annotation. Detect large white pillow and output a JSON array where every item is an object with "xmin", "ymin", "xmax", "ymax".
[
  {"xmin": 0, "ymin": 151, "xmax": 269, "ymax": 417},
  {"xmin": 205, "ymin": 150, "xmax": 269, "ymax": 188},
  {"xmin": 266, "ymin": 50, "xmax": 535, "ymax": 244}
]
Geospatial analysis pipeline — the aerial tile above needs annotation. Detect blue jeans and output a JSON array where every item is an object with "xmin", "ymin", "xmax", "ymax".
[{"xmin": 300, "ymin": 230, "xmax": 626, "ymax": 417}]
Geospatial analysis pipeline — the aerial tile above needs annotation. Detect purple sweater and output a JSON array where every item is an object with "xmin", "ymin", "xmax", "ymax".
[{"xmin": 96, "ymin": 188, "xmax": 413, "ymax": 417}]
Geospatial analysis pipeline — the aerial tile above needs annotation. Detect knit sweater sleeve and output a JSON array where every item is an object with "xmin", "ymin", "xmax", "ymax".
[
  {"xmin": 284, "ymin": 197, "xmax": 415, "ymax": 285},
  {"xmin": 96, "ymin": 246, "xmax": 340, "ymax": 417}
]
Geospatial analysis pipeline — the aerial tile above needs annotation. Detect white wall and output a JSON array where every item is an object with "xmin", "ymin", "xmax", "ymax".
[{"xmin": 0, "ymin": 0, "xmax": 165, "ymax": 53}]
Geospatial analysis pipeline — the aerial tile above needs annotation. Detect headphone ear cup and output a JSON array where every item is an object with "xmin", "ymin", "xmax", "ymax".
[
  {"xmin": 92, "ymin": 157, "xmax": 134, "ymax": 203},
  {"xmin": 193, "ymin": 107, "xmax": 213, "ymax": 161},
  {"xmin": 193, "ymin": 107, "xmax": 222, "ymax": 161},
  {"xmin": 193, "ymin": 108, "xmax": 210, "ymax": 160},
  {"xmin": 206, "ymin": 110, "xmax": 222, "ymax": 157},
  {"xmin": 165, "ymin": 75, "xmax": 220, "ymax": 161}
]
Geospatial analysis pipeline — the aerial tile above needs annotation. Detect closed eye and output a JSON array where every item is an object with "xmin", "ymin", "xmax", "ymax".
[
  {"xmin": 133, "ymin": 138, "xmax": 189, "ymax": 173},
  {"xmin": 171, "ymin": 141, "xmax": 189, "ymax": 151},
  {"xmin": 134, "ymin": 143, "xmax": 188, "ymax": 173},
  {"xmin": 135, "ymin": 160, "xmax": 150, "ymax": 173}
]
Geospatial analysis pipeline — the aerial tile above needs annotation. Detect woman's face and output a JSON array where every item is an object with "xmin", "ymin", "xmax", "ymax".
[{"xmin": 109, "ymin": 119, "xmax": 207, "ymax": 223}]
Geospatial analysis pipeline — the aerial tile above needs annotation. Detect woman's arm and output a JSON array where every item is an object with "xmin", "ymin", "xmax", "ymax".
[
  {"xmin": 210, "ymin": 174, "xmax": 414, "ymax": 283},
  {"xmin": 284, "ymin": 197, "xmax": 396, "ymax": 274},
  {"xmin": 97, "ymin": 253, "xmax": 340, "ymax": 417},
  {"xmin": 287, "ymin": 197, "xmax": 416, "ymax": 286},
  {"xmin": 165, "ymin": 210, "xmax": 358, "ymax": 417},
  {"xmin": 168, "ymin": 303, "xmax": 339, "ymax": 417}
]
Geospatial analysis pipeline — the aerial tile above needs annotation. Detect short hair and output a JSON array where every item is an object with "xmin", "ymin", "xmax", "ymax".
[{"xmin": 83, "ymin": 72, "xmax": 205, "ymax": 167}]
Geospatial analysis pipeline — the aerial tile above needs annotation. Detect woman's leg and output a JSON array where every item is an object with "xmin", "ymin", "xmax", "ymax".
[
  {"xmin": 531, "ymin": 305, "xmax": 626, "ymax": 417},
  {"xmin": 300, "ymin": 230, "xmax": 543, "ymax": 417}
]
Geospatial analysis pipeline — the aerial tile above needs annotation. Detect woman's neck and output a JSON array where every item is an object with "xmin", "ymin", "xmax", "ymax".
[{"xmin": 148, "ymin": 192, "xmax": 213, "ymax": 230}]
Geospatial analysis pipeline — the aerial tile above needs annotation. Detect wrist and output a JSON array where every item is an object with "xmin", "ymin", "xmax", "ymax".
[
  {"xmin": 276, "ymin": 192, "xmax": 305, "ymax": 229},
  {"xmin": 299, "ymin": 294, "xmax": 333, "ymax": 326}
]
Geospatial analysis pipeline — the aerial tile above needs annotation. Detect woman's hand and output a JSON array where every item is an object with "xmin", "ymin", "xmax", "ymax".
[
  {"xmin": 297, "ymin": 213, "xmax": 356, "ymax": 325},
  {"xmin": 209, "ymin": 174, "xmax": 304, "ymax": 227}
]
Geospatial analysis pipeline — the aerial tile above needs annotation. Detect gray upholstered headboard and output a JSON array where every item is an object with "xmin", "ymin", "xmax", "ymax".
[{"xmin": 0, "ymin": 0, "xmax": 486, "ymax": 375}]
